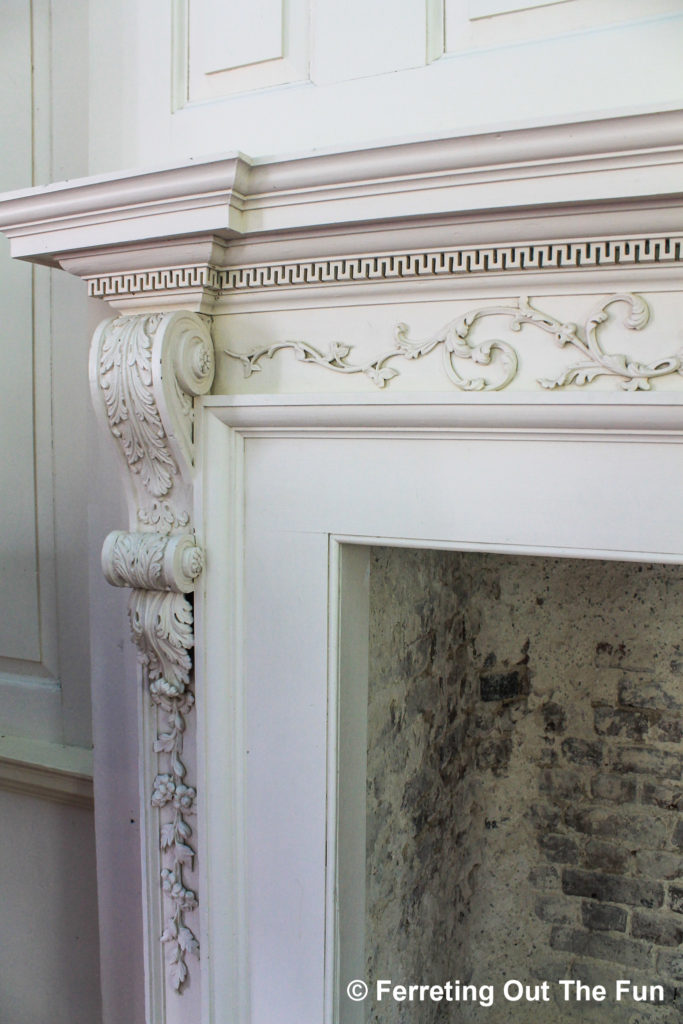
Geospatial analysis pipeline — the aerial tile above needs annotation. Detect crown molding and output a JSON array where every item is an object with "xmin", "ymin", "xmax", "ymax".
[{"xmin": 0, "ymin": 110, "xmax": 682, "ymax": 312}]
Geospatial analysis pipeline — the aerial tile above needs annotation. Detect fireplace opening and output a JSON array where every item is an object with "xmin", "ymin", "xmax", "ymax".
[{"xmin": 338, "ymin": 546, "xmax": 683, "ymax": 1022}]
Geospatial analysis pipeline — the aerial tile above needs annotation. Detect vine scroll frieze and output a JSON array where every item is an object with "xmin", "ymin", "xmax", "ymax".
[
  {"xmin": 90, "ymin": 311, "xmax": 214, "ymax": 993},
  {"xmin": 225, "ymin": 293, "xmax": 683, "ymax": 392}
]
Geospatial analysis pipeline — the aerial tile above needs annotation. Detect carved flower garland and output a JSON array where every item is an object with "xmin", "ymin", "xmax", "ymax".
[
  {"xmin": 93, "ymin": 312, "xmax": 215, "ymax": 996},
  {"xmin": 130, "ymin": 589, "xmax": 200, "ymax": 991},
  {"xmin": 225, "ymin": 293, "xmax": 683, "ymax": 392}
]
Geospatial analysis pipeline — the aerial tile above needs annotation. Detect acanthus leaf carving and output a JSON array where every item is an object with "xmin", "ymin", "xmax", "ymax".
[
  {"xmin": 98, "ymin": 313, "xmax": 178, "ymax": 498},
  {"xmin": 90, "ymin": 311, "xmax": 214, "ymax": 995},
  {"xmin": 224, "ymin": 293, "xmax": 683, "ymax": 393},
  {"xmin": 102, "ymin": 532, "xmax": 204, "ymax": 594}
]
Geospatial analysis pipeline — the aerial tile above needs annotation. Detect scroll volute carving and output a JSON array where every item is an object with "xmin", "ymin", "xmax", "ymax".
[{"xmin": 89, "ymin": 311, "xmax": 214, "ymax": 993}]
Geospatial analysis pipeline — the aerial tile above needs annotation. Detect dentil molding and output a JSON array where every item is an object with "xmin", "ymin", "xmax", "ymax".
[{"xmin": 90, "ymin": 310, "xmax": 214, "ymax": 993}]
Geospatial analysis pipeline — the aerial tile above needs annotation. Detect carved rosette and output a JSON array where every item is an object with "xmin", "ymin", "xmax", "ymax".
[{"xmin": 90, "ymin": 311, "xmax": 214, "ymax": 993}]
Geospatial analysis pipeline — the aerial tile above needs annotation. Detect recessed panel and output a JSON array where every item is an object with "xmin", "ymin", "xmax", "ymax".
[
  {"xmin": 447, "ymin": 0, "xmax": 683, "ymax": 54},
  {"xmin": 0, "ymin": 6, "xmax": 40, "ymax": 663},
  {"xmin": 190, "ymin": 0, "xmax": 283, "ymax": 75},
  {"xmin": 312, "ymin": 0, "xmax": 432, "ymax": 85},
  {"xmin": 186, "ymin": 0, "xmax": 309, "ymax": 101},
  {"xmin": 469, "ymin": 0, "xmax": 572, "ymax": 18}
]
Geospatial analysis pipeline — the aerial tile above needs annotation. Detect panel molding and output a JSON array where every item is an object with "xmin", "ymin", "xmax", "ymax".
[
  {"xmin": 176, "ymin": 0, "xmax": 309, "ymax": 106},
  {"xmin": 0, "ymin": 735, "xmax": 94, "ymax": 809}
]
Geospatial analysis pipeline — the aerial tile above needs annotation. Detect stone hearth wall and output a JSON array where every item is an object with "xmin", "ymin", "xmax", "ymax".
[{"xmin": 365, "ymin": 548, "xmax": 683, "ymax": 1023}]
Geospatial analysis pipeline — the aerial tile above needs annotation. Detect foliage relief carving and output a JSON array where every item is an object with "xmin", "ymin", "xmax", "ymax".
[
  {"xmin": 92, "ymin": 311, "xmax": 214, "ymax": 993},
  {"xmin": 99, "ymin": 313, "xmax": 178, "ymax": 497},
  {"xmin": 225, "ymin": 294, "xmax": 683, "ymax": 392}
]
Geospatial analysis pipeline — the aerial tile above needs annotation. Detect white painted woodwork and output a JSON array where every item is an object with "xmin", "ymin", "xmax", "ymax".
[
  {"xmin": 0, "ymin": 0, "xmax": 94, "ymax": 744},
  {"xmin": 197, "ymin": 395, "xmax": 683, "ymax": 1023},
  {"xmin": 311, "ymin": 0, "xmax": 429, "ymax": 84},
  {"xmin": 468, "ymin": 0, "xmax": 571, "ymax": 17},
  {"xmin": 0, "ymin": 6, "xmax": 40, "ymax": 664},
  {"xmin": 0, "ymin": 789, "xmax": 101, "ymax": 1024},
  {"xmin": 335, "ymin": 546, "xmax": 370, "ymax": 1024},
  {"xmin": 185, "ymin": 0, "xmax": 309, "ymax": 100},
  {"xmin": 447, "ymin": 0, "xmax": 683, "ymax": 54},
  {"xmin": 3, "ymin": 47, "xmax": 683, "ymax": 1022},
  {"xmin": 87, "ymin": 0, "xmax": 683, "ymax": 175},
  {"xmin": 192, "ymin": 0, "xmax": 284, "ymax": 73},
  {"xmin": 0, "ymin": 6, "xmax": 104, "ymax": 1024},
  {"xmin": 0, "ymin": 734, "xmax": 94, "ymax": 808}
]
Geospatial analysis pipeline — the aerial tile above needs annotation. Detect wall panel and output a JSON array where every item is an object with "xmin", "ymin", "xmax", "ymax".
[
  {"xmin": 100, "ymin": 0, "xmax": 683, "ymax": 176},
  {"xmin": 184, "ymin": 0, "xmax": 309, "ymax": 101},
  {"xmin": 0, "ymin": 5, "xmax": 103, "ymax": 1023},
  {"xmin": 0, "ymin": 6, "xmax": 40, "ymax": 665}
]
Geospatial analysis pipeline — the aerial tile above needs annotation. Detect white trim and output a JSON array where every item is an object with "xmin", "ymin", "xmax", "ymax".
[
  {"xmin": 0, "ymin": 110, "xmax": 682, "ymax": 269},
  {"xmin": 0, "ymin": 734, "xmax": 94, "ymax": 808},
  {"xmin": 82, "ymin": 235, "xmax": 683, "ymax": 311},
  {"xmin": 201, "ymin": 391, "xmax": 683, "ymax": 438},
  {"xmin": 196, "ymin": 395, "xmax": 683, "ymax": 1023}
]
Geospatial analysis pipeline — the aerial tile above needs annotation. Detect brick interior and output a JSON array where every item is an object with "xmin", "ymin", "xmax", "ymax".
[{"xmin": 365, "ymin": 548, "xmax": 683, "ymax": 1023}]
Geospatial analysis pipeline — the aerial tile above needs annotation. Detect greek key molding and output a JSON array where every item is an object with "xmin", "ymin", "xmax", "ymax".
[
  {"xmin": 85, "ymin": 236, "xmax": 683, "ymax": 301},
  {"xmin": 225, "ymin": 293, "xmax": 683, "ymax": 392},
  {"xmin": 90, "ymin": 311, "xmax": 215, "ymax": 994}
]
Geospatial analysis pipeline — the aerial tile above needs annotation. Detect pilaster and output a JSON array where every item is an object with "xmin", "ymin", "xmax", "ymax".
[{"xmin": 89, "ymin": 311, "xmax": 214, "ymax": 1002}]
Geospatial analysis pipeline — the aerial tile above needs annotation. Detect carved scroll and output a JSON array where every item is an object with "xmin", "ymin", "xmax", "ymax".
[
  {"xmin": 90, "ymin": 311, "xmax": 214, "ymax": 993},
  {"xmin": 225, "ymin": 293, "xmax": 683, "ymax": 392}
]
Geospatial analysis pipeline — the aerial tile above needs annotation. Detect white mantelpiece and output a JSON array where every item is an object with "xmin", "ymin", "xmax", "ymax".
[
  {"xmin": 1, "ymin": 110, "xmax": 683, "ymax": 1024},
  {"xmin": 1, "ymin": 109, "xmax": 683, "ymax": 314}
]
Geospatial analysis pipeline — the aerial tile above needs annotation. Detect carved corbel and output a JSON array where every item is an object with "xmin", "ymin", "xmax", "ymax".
[{"xmin": 89, "ymin": 311, "xmax": 214, "ymax": 992}]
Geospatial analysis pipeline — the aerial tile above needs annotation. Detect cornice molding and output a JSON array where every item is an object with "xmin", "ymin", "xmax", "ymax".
[{"xmin": 0, "ymin": 110, "xmax": 682, "ymax": 313}]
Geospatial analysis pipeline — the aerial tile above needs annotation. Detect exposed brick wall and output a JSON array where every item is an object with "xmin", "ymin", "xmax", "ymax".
[
  {"xmin": 530, "ymin": 618, "xmax": 683, "ymax": 1022},
  {"xmin": 366, "ymin": 548, "xmax": 683, "ymax": 1022}
]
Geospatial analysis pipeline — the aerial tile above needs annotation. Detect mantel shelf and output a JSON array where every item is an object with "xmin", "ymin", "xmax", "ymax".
[{"xmin": 0, "ymin": 109, "xmax": 682, "ymax": 313}]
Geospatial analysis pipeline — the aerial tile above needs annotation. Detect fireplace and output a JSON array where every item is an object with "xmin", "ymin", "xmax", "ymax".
[
  {"xmin": 1, "ymin": 111, "xmax": 683, "ymax": 1024},
  {"xmin": 337, "ymin": 546, "xmax": 683, "ymax": 1022},
  {"xmin": 197, "ymin": 394, "xmax": 683, "ymax": 1024}
]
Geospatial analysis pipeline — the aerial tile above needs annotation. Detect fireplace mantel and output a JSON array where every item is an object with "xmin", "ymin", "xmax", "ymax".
[
  {"xmin": 1, "ymin": 109, "xmax": 683, "ymax": 315},
  {"xmin": 2, "ymin": 110, "xmax": 683, "ymax": 1024}
]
